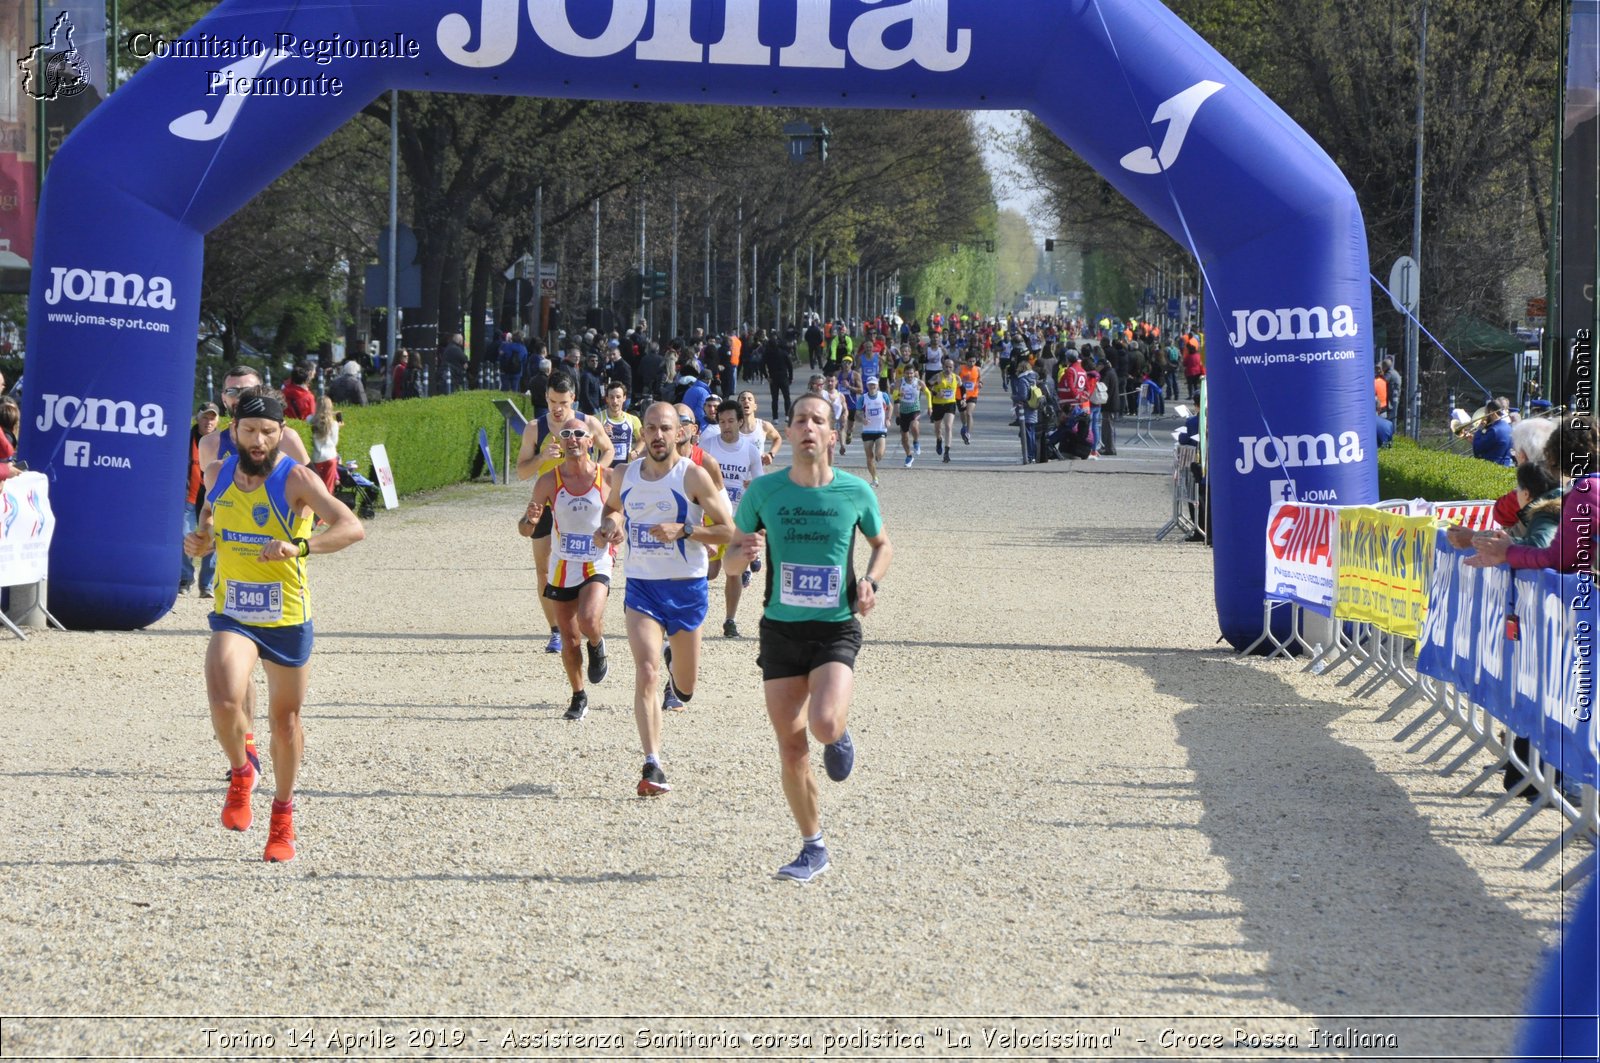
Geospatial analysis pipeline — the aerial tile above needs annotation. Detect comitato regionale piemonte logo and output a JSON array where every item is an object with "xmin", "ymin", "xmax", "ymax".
[{"xmin": 20, "ymin": 10, "xmax": 91, "ymax": 102}]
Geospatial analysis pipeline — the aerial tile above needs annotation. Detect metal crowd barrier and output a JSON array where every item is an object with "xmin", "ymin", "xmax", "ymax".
[
  {"xmin": 1240, "ymin": 500, "xmax": 1596, "ymax": 886},
  {"xmin": 1155, "ymin": 444, "xmax": 1201, "ymax": 541}
]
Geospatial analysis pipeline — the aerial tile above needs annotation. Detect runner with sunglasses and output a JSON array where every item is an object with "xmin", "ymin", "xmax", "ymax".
[{"xmin": 525, "ymin": 416, "xmax": 614, "ymax": 721}]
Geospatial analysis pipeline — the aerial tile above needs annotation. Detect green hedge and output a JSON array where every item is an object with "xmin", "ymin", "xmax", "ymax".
[
  {"xmin": 288, "ymin": 391, "xmax": 532, "ymax": 497},
  {"xmin": 1376, "ymin": 437, "xmax": 1515, "ymax": 502}
]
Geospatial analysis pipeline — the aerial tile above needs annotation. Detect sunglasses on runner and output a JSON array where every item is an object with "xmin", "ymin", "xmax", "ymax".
[
  {"xmin": 222, "ymin": 387, "xmax": 244, "ymax": 397},
  {"xmin": 558, "ymin": 428, "xmax": 589, "ymax": 439},
  {"xmin": 678, "ymin": 416, "xmax": 693, "ymax": 424}
]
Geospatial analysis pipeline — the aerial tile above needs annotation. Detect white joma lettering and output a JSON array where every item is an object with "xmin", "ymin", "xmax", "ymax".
[
  {"xmin": 1227, "ymin": 304, "xmax": 1357, "ymax": 348},
  {"xmin": 1235, "ymin": 432, "xmax": 1364, "ymax": 475},
  {"xmin": 43, "ymin": 267, "xmax": 177, "ymax": 311},
  {"xmin": 36, "ymin": 393, "xmax": 169, "ymax": 437},
  {"xmin": 437, "ymin": 0, "xmax": 971, "ymax": 71}
]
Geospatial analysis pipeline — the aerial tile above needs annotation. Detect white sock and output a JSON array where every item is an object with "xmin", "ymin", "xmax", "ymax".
[{"xmin": 803, "ymin": 830, "xmax": 824, "ymax": 849}]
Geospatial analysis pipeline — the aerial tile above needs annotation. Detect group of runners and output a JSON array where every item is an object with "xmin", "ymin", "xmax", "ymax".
[
  {"xmin": 514, "ymin": 372, "xmax": 892, "ymax": 880},
  {"xmin": 795, "ymin": 345, "xmax": 987, "ymax": 485}
]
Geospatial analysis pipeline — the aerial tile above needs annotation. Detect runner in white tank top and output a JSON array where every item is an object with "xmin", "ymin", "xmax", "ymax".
[
  {"xmin": 736, "ymin": 390, "xmax": 783, "ymax": 468},
  {"xmin": 857, "ymin": 376, "xmax": 890, "ymax": 487},
  {"xmin": 597, "ymin": 402, "xmax": 735, "ymax": 798},
  {"xmin": 701, "ymin": 399, "xmax": 768, "ymax": 637},
  {"xmin": 526, "ymin": 415, "xmax": 615, "ymax": 721}
]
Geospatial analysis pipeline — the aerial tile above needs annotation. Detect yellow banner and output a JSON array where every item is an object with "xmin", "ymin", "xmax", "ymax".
[{"xmin": 1333, "ymin": 507, "xmax": 1437, "ymax": 638}]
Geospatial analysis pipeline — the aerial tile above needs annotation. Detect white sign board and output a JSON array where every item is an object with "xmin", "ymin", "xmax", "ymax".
[
  {"xmin": 369, "ymin": 444, "xmax": 401, "ymax": 511},
  {"xmin": 1263, "ymin": 501, "xmax": 1339, "ymax": 617},
  {"xmin": 1388, "ymin": 255, "xmax": 1419, "ymax": 314},
  {"xmin": 0, "ymin": 472, "xmax": 57, "ymax": 587}
]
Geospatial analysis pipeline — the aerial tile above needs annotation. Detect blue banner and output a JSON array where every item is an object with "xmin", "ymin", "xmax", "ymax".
[{"xmin": 1417, "ymin": 538, "xmax": 1597, "ymax": 789}]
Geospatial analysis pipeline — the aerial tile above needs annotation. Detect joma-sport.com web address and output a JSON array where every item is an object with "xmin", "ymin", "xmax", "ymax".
[
  {"xmin": 47, "ymin": 311, "xmax": 171, "ymax": 333},
  {"xmin": 1236, "ymin": 348, "xmax": 1358, "ymax": 367}
]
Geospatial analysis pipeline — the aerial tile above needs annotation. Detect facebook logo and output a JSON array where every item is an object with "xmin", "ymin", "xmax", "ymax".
[
  {"xmin": 1269, "ymin": 478, "xmax": 1298, "ymax": 503},
  {"xmin": 65, "ymin": 441, "xmax": 90, "ymax": 467}
]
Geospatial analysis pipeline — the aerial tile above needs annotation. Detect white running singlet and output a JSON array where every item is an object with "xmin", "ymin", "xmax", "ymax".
[
  {"xmin": 861, "ymin": 392, "xmax": 889, "ymax": 433},
  {"xmin": 619, "ymin": 458, "xmax": 707, "ymax": 580},
  {"xmin": 548, "ymin": 468, "xmax": 613, "ymax": 589},
  {"xmin": 698, "ymin": 432, "xmax": 766, "ymax": 506}
]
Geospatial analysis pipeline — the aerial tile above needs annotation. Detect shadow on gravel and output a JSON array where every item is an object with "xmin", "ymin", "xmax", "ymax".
[
  {"xmin": 311, "ymin": 870, "xmax": 674, "ymax": 886},
  {"xmin": 1113, "ymin": 649, "xmax": 1550, "ymax": 1034}
]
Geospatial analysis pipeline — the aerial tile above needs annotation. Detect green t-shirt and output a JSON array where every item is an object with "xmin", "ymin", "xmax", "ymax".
[{"xmin": 734, "ymin": 468, "xmax": 883, "ymax": 624}]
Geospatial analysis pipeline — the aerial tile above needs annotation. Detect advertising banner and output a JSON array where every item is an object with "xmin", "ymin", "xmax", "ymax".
[
  {"xmin": 1333, "ymin": 507, "xmax": 1436, "ymax": 638},
  {"xmin": 1416, "ymin": 538, "xmax": 1597, "ymax": 790},
  {"xmin": 0, "ymin": 471, "xmax": 55, "ymax": 586},
  {"xmin": 1263, "ymin": 501, "xmax": 1338, "ymax": 616}
]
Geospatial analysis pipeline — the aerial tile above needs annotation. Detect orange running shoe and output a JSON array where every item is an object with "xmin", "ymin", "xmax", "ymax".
[
  {"xmin": 263, "ymin": 807, "xmax": 296, "ymax": 862},
  {"xmin": 220, "ymin": 764, "xmax": 256, "ymax": 831}
]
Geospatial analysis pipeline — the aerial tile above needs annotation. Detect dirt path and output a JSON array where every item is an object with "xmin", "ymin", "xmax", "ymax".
[{"xmin": 0, "ymin": 397, "xmax": 1572, "ymax": 1059}]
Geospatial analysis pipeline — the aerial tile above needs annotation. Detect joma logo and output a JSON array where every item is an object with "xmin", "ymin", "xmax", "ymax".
[
  {"xmin": 43, "ymin": 267, "xmax": 177, "ymax": 311},
  {"xmin": 437, "ymin": 0, "xmax": 971, "ymax": 72},
  {"xmin": 1228, "ymin": 305, "xmax": 1357, "ymax": 349}
]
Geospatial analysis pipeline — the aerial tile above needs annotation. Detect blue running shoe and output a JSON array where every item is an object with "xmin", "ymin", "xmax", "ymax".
[
  {"xmin": 824, "ymin": 730, "xmax": 855, "ymax": 782},
  {"xmin": 663, "ymin": 680, "xmax": 686, "ymax": 712},
  {"xmin": 545, "ymin": 628, "xmax": 562, "ymax": 654},
  {"xmin": 776, "ymin": 844, "xmax": 830, "ymax": 882},
  {"xmin": 903, "ymin": 454, "xmax": 914, "ymax": 468},
  {"xmin": 912, "ymin": 441, "xmax": 921, "ymax": 456},
  {"xmin": 740, "ymin": 568, "xmax": 752, "ymax": 589},
  {"xmin": 750, "ymin": 556, "xmax": 763, "ymax": 574}
]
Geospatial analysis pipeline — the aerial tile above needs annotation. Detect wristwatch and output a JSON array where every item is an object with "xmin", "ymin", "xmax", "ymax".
[
  {"xmin": 859, "ymin": 575, "xmax": 879, "ymax": 593},
  {"xmin": 680, "ymin": 523, "xmax": 693, "ymax": 541}
]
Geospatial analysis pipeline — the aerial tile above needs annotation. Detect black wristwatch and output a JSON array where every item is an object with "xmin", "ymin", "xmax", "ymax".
[
  {"xmin": 680, "ymin": 523, "xmax": 693, "ymax": 541},
  {"xmin": 859, "ymin": 575, "xmax": 879, "ymax": 592}
]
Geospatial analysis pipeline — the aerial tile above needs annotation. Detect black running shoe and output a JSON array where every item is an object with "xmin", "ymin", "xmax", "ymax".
[
  {"xmin": 637, "ymin": 761, "xmax": 671, "ymax": 797},
  {"xmin": 564, "ymin": 691, "xmax": 588, "ymax": 721},
  {"xmin": 586, "ymin": 639, "xmax": 609, "ymax": 684}
]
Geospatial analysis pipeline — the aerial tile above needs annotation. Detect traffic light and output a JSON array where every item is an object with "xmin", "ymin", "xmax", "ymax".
[
  {"xmin": 623, "ymin": 271, "xmax": 643, "ymax": 305},
  {"xmin": 1045, "ymin": 238, "xmax": 1055, "ymax": 252},
  {"xmin": 649, "ymin": 271, "xmax": 668, "ymax": 299},
  {"xmin": 816, "ymin": 124, "xmax": 830, "ymax": 163}
]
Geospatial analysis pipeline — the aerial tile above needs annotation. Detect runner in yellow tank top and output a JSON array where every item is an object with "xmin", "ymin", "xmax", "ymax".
[{"xmin": 185, "ymin": 388, "xmax": 365, "ymax": 863}]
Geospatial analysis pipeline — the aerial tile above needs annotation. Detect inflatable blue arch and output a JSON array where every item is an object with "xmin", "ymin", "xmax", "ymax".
[{"xmin": 20, "ymin": 0, "xmax": 1377, "ymax": 645}]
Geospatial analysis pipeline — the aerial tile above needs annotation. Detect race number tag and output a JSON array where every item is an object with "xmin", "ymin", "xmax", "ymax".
[
  {"xmin": 224, "ymin": 580, "xmax": 283, "ymax": 624},
  {"xmin": 561, "ymin": 532, "xmax": 597, "ymax": 559},
  {"xmin": 630, "ymin": 522, "xmax": 670, "ymax": 554},
  {"xmin": 780, "ymin": 563, "xmax": 841, "ymax": 609},
  {"xmin": 727, "ymin": 484, "xmax": 743, "ymax": 504}
]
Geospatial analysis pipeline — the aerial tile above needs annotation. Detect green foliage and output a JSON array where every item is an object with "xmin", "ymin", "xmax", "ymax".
[
  {"xmin": 902, "ymin": 241, "xmax": 997, "ymax": 321},
  {"xmin": 285, "ymin": 391, "xmax": 531, "ymax": 499},
  {"xmin": 1376, "ymin": 437, "xmax": 1515, "ymax": 502}
]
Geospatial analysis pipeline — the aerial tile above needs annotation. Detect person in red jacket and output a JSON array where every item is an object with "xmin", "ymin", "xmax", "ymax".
[
  {"xmin": 282, "ymin": 365, "xmax": 316, "ymax": 420},
  {"xmin": 1181, "ymin": 340, "xmax": 1205, "ymax": 401}
]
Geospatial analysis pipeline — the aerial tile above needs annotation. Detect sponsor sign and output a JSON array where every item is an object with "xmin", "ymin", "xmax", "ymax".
[
  {"xmin": 1333, "ymin": 506, "xmax": 1436, "ymax": 639},
  {"xmin": 1418, "ymin": 534, "xmax": 1597, "ymax": 789},
  {"xmin": 0, "ymin": 472, "xmax": 56, "ymax": 587},
  {"xmin": 1263, "ymin": 501, "xmax": 1338, "ymax": 616},
  {"xmin": 369, "ymin": 443, "xmax": 399, "ymax": 510}
]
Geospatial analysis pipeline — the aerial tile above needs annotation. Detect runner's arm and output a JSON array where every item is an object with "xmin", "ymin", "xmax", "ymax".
[
  {"xmin": 515, "ymin": 421, "xmax": 542, "ymax": 480},
  {"xmin": 587, "ymin": 414, "xmax": 615, "ymax": 467},
  {"xmin": 183, "ymin": 460, "xmax": 225, "ymax": 558},
  {"xmin": 764, "ymin": 420, "xmax": 783, "ymax": 462},
  {"xmin": 267, "ymin": 464, "xmax": 365, "ymax": 561},
  {"xmin": 681, "ymin": 464, "xmax": 733, "ymax": 546},
  {"xmin": 595, "ymin": 466, "xmax": 626, "ymax": 546}
]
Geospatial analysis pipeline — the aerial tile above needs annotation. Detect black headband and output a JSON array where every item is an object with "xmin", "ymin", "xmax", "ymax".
[{"xmin": 234, "ymin": 394, "xmax": 285, "ymax": 423}]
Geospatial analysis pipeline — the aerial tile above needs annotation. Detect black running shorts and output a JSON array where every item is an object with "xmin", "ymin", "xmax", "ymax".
[
  {"xmin": 757, "ymin": 617, "xmax": 863, "ymax": 681},
  {"xmin": 896, "ymin": 411, "xmax": 920, "ymax": 433},
  {"xmin": 531, "ymin": 505, "xmax": 554, "ymax": 540},
  {"xmin": 931, "ymin": 402, "xmax": 957, "ymax": 422},
  {"xmin": 542, "ymin": 574, "xmax": 611, "ymax": 603}
]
